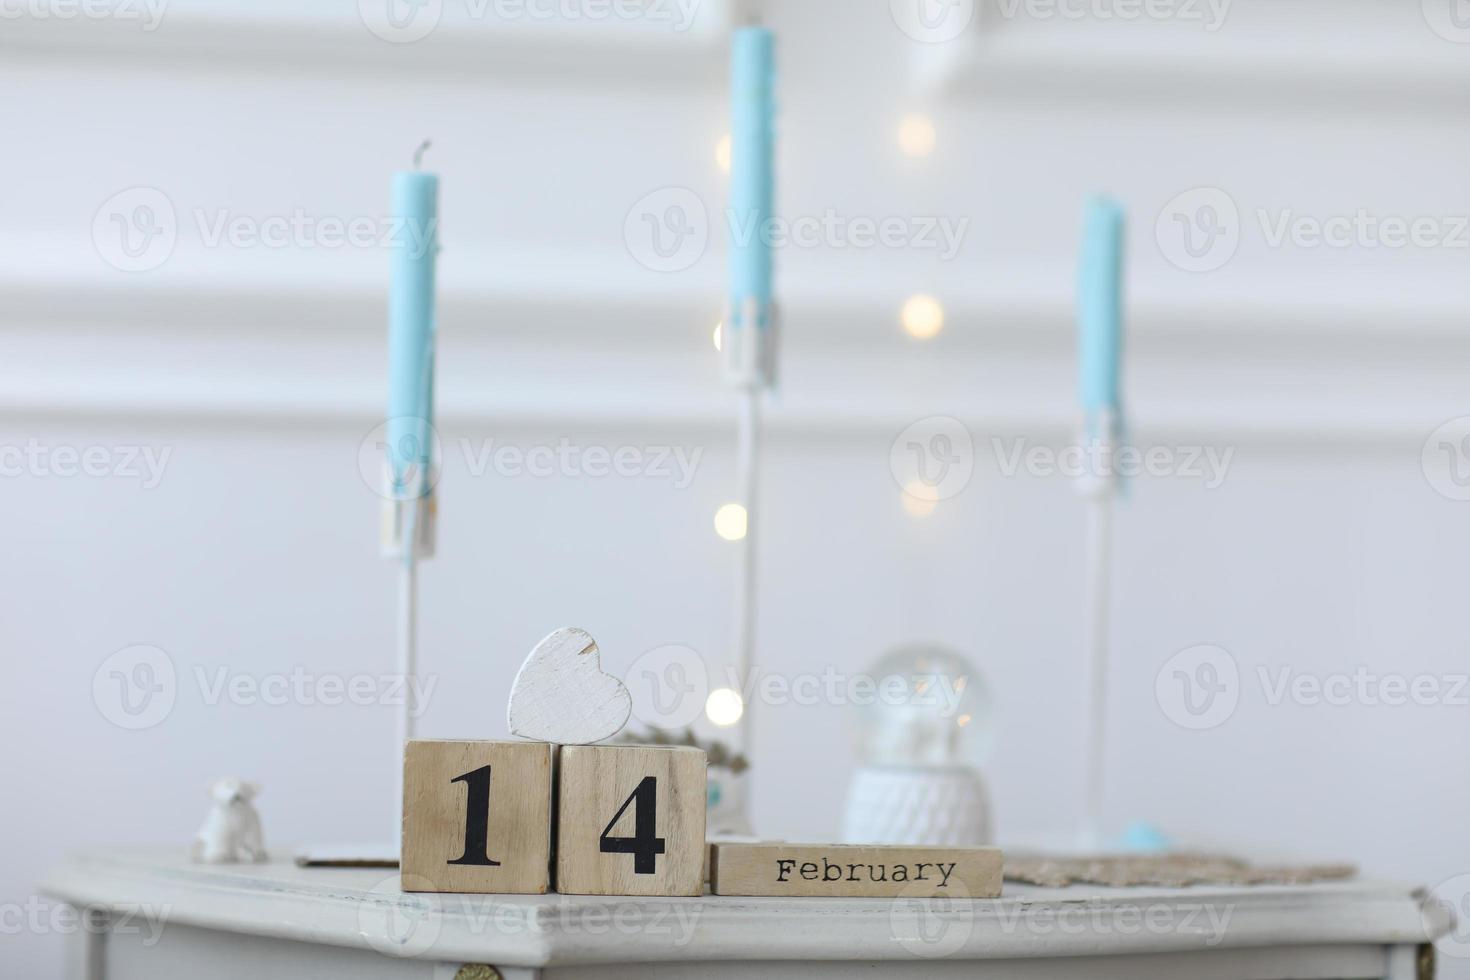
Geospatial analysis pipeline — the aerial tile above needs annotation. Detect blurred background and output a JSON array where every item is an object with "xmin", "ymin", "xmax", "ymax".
[{"xmin": 4, "ymin": 0, "xmax": 1470, "ymax": 974}]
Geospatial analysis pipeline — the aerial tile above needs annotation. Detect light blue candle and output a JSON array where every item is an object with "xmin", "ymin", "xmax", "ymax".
[
  {"xmin": 1077, "ymin": 196, "xmax": 1125, "ymax": 430},
  {"xmin": 727, "ymin": 26, "xmax": 776, "ymax": 326},
  {"xmin": 387, "ymin": 169, "xmax": 439, "ymax": 498}
]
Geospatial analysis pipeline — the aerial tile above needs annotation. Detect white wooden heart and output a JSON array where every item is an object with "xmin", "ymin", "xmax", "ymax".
[{"xmin": 507, "ymin": 627, "xmax": 632, "ymax": 745}]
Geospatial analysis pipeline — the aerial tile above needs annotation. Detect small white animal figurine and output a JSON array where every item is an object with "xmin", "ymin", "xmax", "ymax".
[
  {"xmin": 190, "ymin": 778, "xmax": 267, "ymax": 864},
  {"xmin": 508, "ymin": 627, "xmax": 632, "ymax": 745}
]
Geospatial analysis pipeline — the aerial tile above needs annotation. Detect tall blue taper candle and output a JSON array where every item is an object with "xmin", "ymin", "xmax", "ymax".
[
  {"xmin": 727, "ymin": 25, "xmax": 775, "ymax": 328},
  {"xmin": 387, "ymin": 168, "xmax": 439, "ymax": 499},
  {"xmin": 1078, "ymin": 196, "xmax": 1124, "ymax": 436}
]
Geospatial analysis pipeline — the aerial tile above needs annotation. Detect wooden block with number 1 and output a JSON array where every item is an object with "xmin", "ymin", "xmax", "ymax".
[
  {"xmin": 401, "ymin": 739, "xmax": 553, "ymax": 894},
  {"xmin": 555, "ymin": 744, "xmax": 706, "ymax": 896}
]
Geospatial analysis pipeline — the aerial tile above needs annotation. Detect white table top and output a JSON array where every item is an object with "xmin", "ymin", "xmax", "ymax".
[{"xmin": 42, "ymin": 848, "xmax": 1450, "ymax": 968}]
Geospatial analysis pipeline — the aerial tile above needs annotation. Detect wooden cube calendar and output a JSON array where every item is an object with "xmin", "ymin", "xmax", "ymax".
[
  {"xmin": 401, "ymin": 739, "xmax": 553, "ymax": 894},
  {"xmin": 555, "ymin": 744, "xmax": 706, "ymax": 896}
]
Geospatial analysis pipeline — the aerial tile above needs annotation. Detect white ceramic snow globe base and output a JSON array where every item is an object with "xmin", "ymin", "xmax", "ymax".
[{"xmin": 840, "ymin": 643, "xmax": 995, "ymax": 847}]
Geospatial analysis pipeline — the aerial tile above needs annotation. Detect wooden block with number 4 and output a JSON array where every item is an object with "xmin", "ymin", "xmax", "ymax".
[
  {"xmin": 401, "ymin": 739, "xmax": 553, "ymax": 894},
  {"xmin": 555, "ymin": 744, "xmax": 706, "ymax": 896}
]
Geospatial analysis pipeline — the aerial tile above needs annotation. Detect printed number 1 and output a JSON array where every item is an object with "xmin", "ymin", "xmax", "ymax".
[
  {"xmin": 448, "ymin": 765, "xmax": 501, "ymax": 867},
  {"xmin": 598, "ymin": 776, "xmax": 666, "ymax": 874}
]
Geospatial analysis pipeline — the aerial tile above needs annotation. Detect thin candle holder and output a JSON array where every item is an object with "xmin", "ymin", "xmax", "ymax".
[
  {"xmin": 1077, "ymin": 411, "xmax": 1117, "ymax": 852},
  {"xmin": 385, "ymin": 480, "xmax": 436, "ymax": 842},
  {"xmin": 722, "ymin": 299, "xmax": 777, "ymax": 836}
]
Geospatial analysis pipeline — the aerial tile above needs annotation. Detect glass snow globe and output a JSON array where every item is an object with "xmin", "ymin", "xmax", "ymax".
[{"xmin": 841, "ymin": 643, "xmax": 995, "ymax": 846}]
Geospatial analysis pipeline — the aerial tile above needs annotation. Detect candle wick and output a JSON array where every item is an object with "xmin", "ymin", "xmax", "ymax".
[{"xmin": 413, "ymin": 139, "xmax": 432, "ymax": 170}]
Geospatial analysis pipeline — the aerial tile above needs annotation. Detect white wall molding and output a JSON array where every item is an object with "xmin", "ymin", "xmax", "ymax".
[
  {"xmin": 4, "ymin": 276, "xmax": 1465, "ymax": 449},
  {"xmin": 8, "ymin": 267, "xmax": 1470, "ymax": 345},
  {"xmin": 912, "ymin": 3, "xmax": 1470, "ymax": 109},
  {"xmin": 0, "ymin": 7, "xmax": 729, "ymax": 86}
]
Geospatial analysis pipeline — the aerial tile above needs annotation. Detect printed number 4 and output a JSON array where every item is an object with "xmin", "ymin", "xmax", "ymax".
[
  {"xmin": 448, "ymin": 765, "xmax": 501, "ymax": 867},
  {"xmin": 598, "ymin": 776, "xmax": 666, "ymax": 875}
]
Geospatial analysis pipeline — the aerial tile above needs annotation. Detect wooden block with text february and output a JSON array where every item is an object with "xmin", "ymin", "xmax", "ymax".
[
  {"xmin": 555, "ymin": 744, "xmax": 706, "ymax": 896},
  {"xmin": 401, "ymin": 739, "xmax": 553, "ymax": 894},
  {"xmin": 710, "ymin": 842, "xmax": 1003, "ymax": 898}
]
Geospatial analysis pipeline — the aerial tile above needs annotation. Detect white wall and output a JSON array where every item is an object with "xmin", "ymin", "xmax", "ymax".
[{"xmin": 3, "ymin": 0, "xmax": 1469, "ymax": 975}]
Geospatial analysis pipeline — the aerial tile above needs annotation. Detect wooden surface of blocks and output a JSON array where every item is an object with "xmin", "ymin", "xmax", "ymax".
[
  {"xmin": 401, "ymin": 739, "xmax": 554, "ymax": 894},
  {"xmin": 710, "ymin": 842, "xmax": 1003, "ymax": 898},
  {"xmin": 555, "ymin": 744, "xmax": 707, "ymax": 896}
]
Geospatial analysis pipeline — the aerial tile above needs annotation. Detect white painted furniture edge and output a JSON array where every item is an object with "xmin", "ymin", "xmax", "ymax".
[{"xmin": 41, "ymin": 849, "xmax": 1451, "ymax": 968}]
